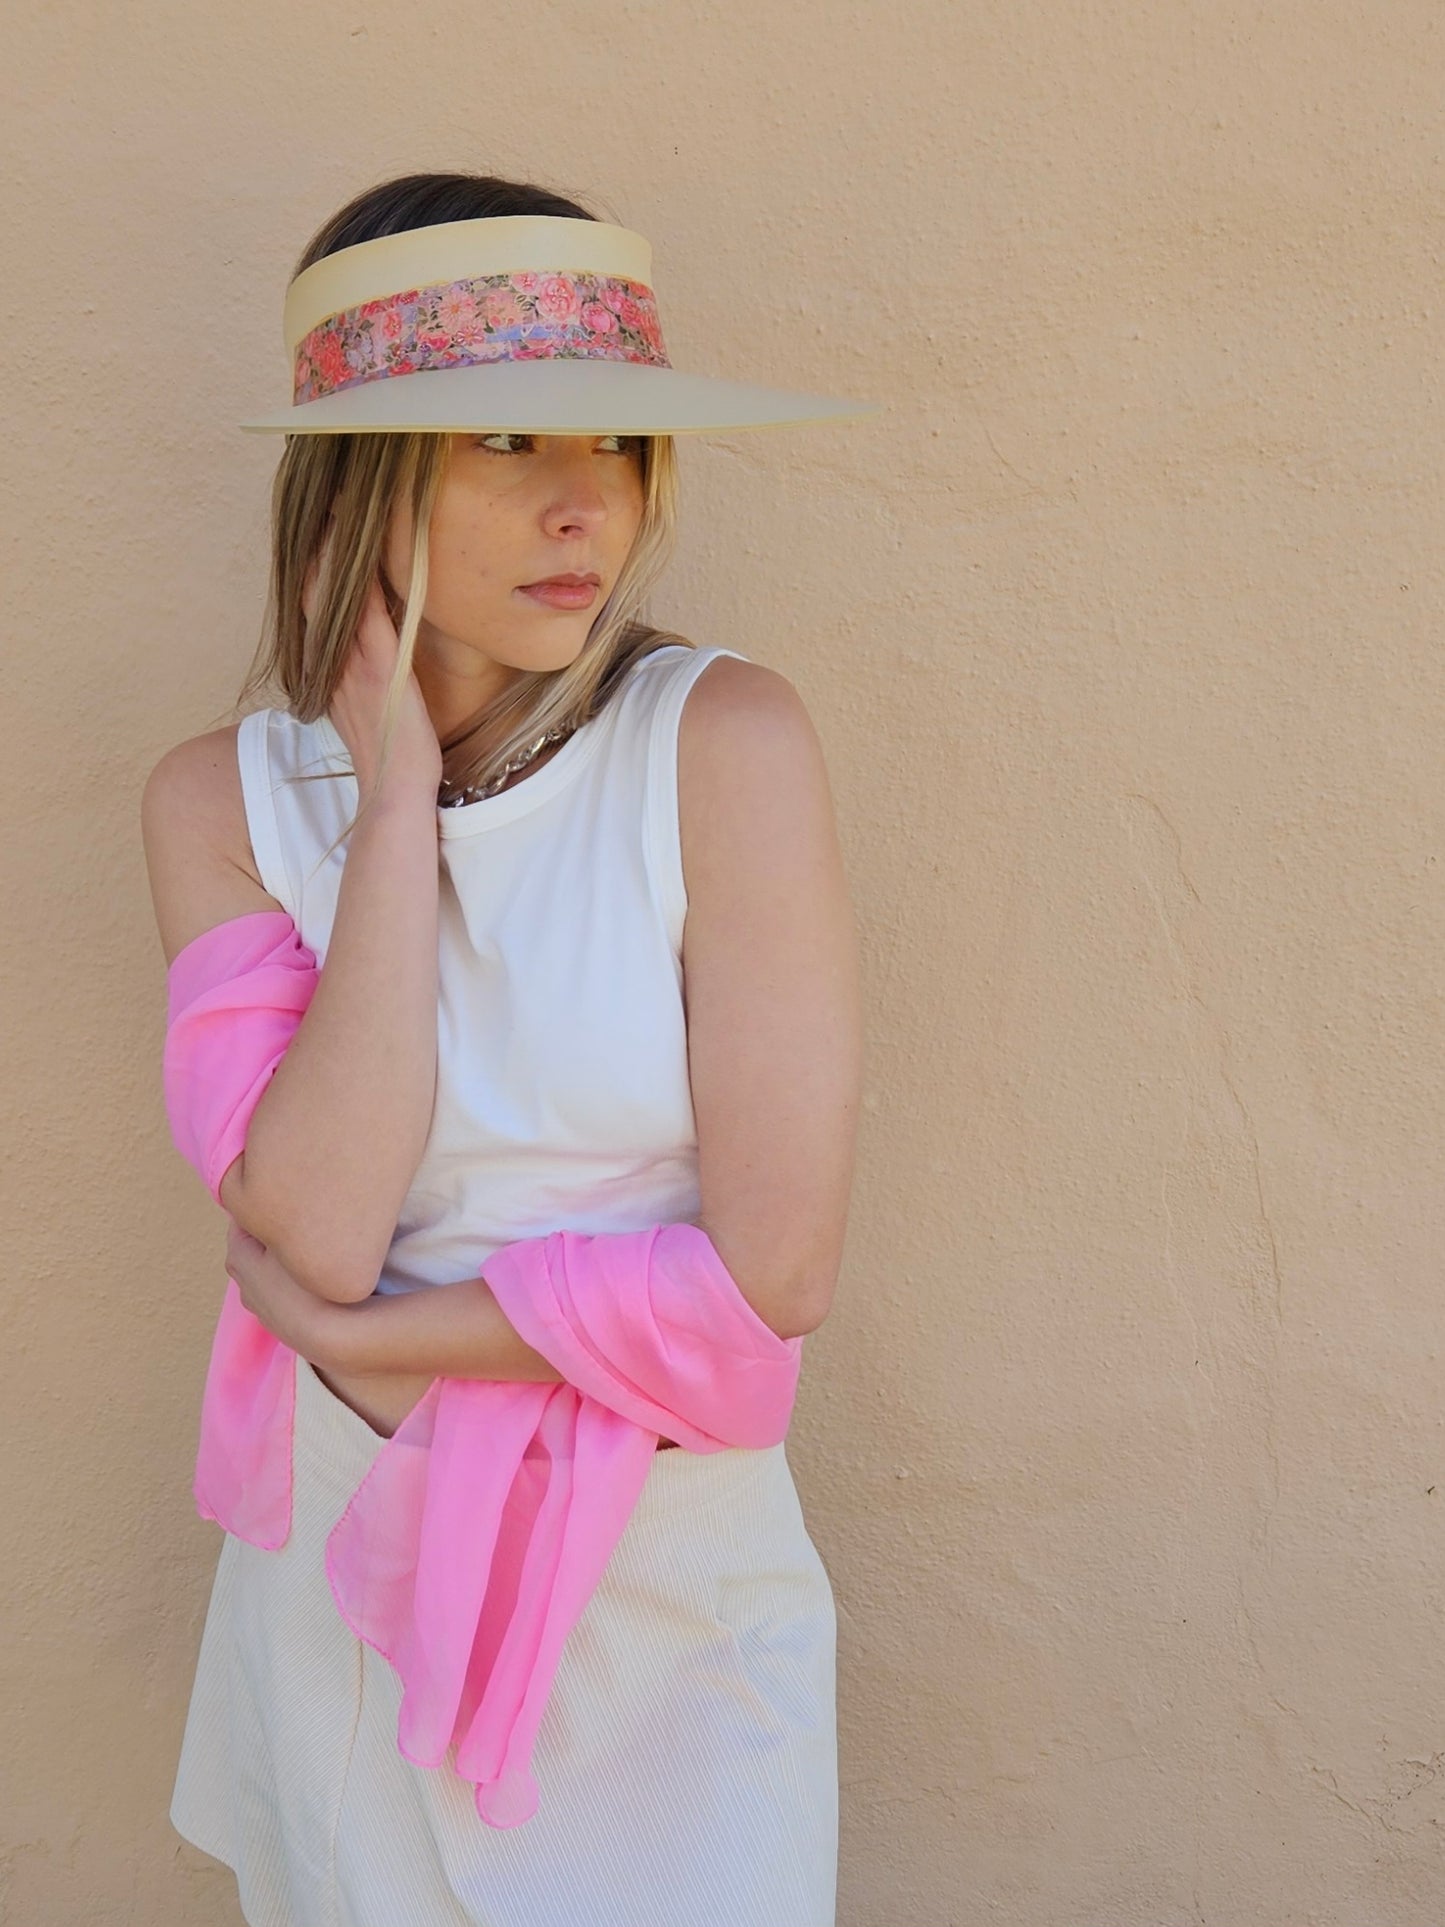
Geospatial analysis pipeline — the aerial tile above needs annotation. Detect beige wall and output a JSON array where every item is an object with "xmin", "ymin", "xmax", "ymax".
[{"xmin": 5, "ymin": 2, "xmax": 1443, "ymax": 1921}]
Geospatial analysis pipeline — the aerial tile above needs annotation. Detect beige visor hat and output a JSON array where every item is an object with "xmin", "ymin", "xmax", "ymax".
[{"xmin": 239, "ymin": 214, "xmax": 880, "ymax": 438}]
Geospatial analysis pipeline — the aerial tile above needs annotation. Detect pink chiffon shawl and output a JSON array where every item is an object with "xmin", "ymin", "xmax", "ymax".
[{"xmin": 162, "ymin": 910, "xmax": 803, "ymax": 1828}]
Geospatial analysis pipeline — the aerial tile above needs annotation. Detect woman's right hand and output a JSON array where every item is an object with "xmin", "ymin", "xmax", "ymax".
[{"xmin": 303, "ymin": 526, "xmax": 442, "ymax": 803}]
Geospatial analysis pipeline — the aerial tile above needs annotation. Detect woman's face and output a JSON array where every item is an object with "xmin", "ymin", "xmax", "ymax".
[{"xmin": 381, "ymin": 430, "xmax": 647, "ymax": 708}]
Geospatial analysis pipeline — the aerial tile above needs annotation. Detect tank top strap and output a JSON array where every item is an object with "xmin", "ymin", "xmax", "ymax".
[
  {"xmin": 637, "ymin": 644, "xmax": 750, "ymax": 959},
  {"xmin": 236, "ymin": 708, "xmax": 292, "ymax": 916},
  {"xmin": 235, "ymin": 705, "xmax": 353, "ymax": 926}
]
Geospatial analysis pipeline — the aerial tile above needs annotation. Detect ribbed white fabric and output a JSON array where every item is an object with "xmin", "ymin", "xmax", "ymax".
[{"xmin": 168, "ymin": 642, "xmax": 840, "ymax": 1925}]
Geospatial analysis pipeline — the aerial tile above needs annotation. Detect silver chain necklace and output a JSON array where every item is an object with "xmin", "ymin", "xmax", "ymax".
[{"xmin": 438, "ymin": 723, "xmax": 576, "ymax": 807}]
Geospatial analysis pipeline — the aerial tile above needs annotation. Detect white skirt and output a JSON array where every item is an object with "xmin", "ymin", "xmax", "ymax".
[{"xmin": 170, "ymin": 1354, "xmax": 839, "ymax": 1927}]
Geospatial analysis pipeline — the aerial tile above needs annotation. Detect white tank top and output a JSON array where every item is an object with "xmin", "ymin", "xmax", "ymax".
[{"xmin": 236, "ymin": 640, "xmax": 746, "ymax": 1297}]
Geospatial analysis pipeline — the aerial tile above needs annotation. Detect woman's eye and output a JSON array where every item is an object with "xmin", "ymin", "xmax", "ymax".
[{"xmin": 473, "ymin": 434, "xmax": 641, "ymax": 456}]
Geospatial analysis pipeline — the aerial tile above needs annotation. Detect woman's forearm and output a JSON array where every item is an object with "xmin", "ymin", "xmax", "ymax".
[
  {"xmin": 223, "ymin": 788, "xmax": 440, "ymax": 1301},
  {"xmin": 323, "ymin": 1275, "xmax": 567, "ymax": 1384}
]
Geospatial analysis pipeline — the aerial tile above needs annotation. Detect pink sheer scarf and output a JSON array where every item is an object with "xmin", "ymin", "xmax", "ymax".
[{"xmin": 162, "ymin": 911, "xmax": 802, "ymax": 1828}]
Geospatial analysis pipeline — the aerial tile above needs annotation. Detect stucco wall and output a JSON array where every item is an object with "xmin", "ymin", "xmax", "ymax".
[{"xmin": 5, "ymin": 2, "xmax": 1443, "ymax": 1922}]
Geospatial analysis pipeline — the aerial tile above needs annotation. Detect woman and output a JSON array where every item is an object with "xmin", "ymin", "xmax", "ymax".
[{"xmin": 143, "ymin": 169, "xmax": 871, "ymax": 1926}]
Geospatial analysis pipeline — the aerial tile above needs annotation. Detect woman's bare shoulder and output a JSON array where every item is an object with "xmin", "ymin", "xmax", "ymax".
[
  {"xmin": 677, "ymin": 654, "xmax": 826, "ymax": 788},
  {"xmin": 675, "ymin": 653, "xmax": 844, "ymax": 916},
  {"xmin": 141, "ymin": 723, "xmax": 282, "ymax": 965}
]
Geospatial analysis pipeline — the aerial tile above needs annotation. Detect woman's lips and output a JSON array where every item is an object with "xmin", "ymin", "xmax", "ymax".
[{"xmin": 517, "ymin": 580, "xmax": 599, "ymax": 608}]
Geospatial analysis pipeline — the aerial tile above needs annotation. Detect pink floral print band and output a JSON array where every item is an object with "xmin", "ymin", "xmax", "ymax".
[{"xmin": 293, "ymin": 269, "xmax": 671, "ymax": 406}]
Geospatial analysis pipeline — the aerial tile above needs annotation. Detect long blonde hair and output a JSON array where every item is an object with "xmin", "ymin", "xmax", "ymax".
[{"xmin": 226, "ymin": 170, "xmax": 693, "ymax": 845}]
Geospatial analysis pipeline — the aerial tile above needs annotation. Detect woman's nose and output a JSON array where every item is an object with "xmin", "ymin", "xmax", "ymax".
[
  {"xmin": 542, "ymin": 489, "xmax": 608, "ymax": 536},
  {"xmin": 539, "ymin": 446, "xmax": 615, "ymax": 533}
]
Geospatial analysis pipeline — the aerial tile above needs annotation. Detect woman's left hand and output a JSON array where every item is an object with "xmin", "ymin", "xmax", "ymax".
[{"xmin": 223, "ymin": 1222, "xmax": 348, "ymax": 1367}]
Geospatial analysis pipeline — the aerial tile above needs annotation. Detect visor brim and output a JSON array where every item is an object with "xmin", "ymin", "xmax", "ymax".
[{"xmin": 239, "ymin": 356, "xmax": 880, "ymax": 436}]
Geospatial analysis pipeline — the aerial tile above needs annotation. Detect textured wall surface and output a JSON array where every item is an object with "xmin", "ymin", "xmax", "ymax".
[{"xmin": 4, "ymin": 2, "xmax": 1444, "ymax": 1922}]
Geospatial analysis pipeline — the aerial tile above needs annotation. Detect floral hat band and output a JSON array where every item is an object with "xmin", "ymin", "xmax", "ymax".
[
  {"xmin": 293, "ymin": 267, "xmax": 671, "ymax": 408},
  {"xmin": 240, "ymin": 213, "xmax": 879, "ymax": 438}
]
